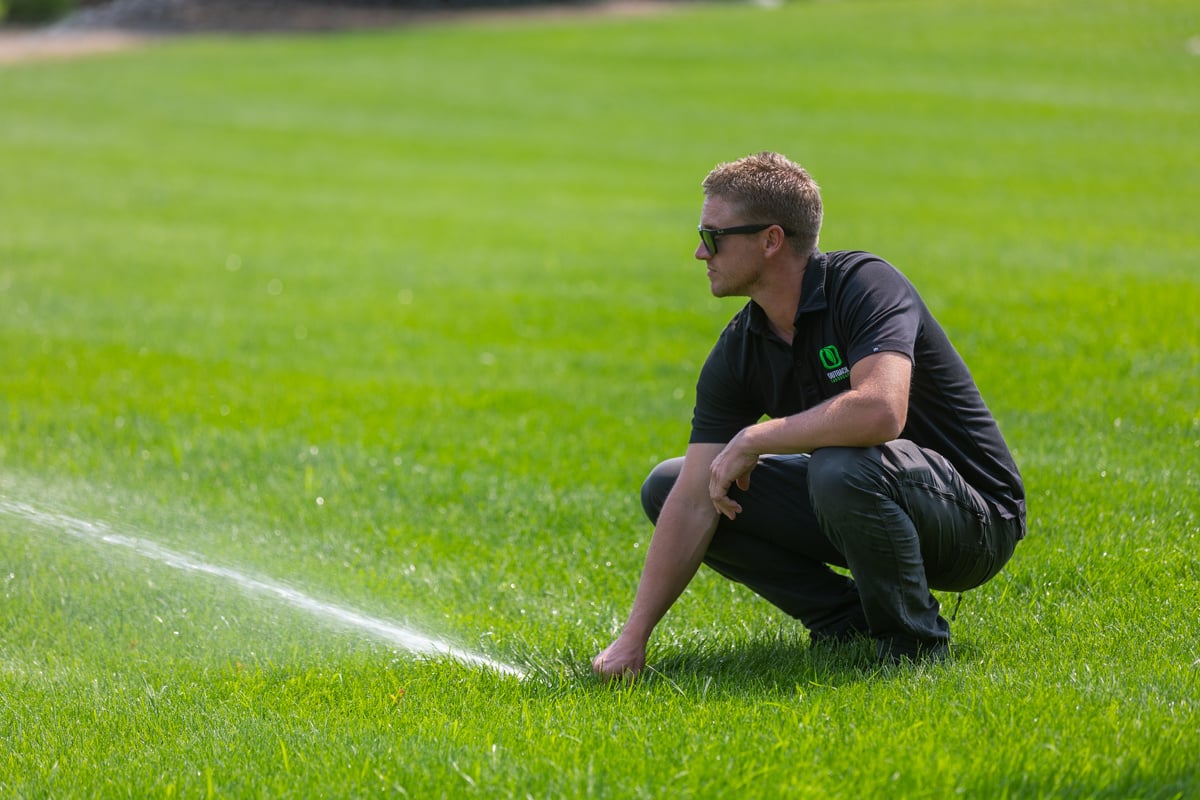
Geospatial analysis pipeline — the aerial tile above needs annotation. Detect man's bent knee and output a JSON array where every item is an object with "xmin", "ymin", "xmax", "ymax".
[
  {"xmin": 640, "ymin": 457, "xmax": 684, "ymax": 524},
  {"xmin": 808, "ymin": 446, "xmax": 889, "ymax": 512}
]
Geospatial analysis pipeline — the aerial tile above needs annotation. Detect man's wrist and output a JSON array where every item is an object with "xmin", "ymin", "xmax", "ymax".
[
  {"xmin": 619, "ymin": 620, "xmax": 653, "ymax": 644},
  {"xmin": 735, "ymin": 424, "xmax": 765, "ymax": 457}
]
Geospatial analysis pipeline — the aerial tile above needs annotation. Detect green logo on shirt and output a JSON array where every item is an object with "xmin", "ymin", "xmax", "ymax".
[
  {"xmin": 819, "ymin": 345, "xmax": 843, "ymax": 370},
  {"xmin": 820, "ymin": 345, "xmax": 851, "ymax": 383}
]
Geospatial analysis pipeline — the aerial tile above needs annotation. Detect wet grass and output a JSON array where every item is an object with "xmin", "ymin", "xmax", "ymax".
[{"xmin": 1, "ymin": 0, "xmax": 1198, "ymax": 796}]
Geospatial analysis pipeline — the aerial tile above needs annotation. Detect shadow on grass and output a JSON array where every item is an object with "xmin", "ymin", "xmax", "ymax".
[
  {"xmin": 643, "ymin": 635, "xmax": 880, "ymax": 698},
  {"xmin": 526, "ymin": 628, "xmax": 970, "ymax": 699}
]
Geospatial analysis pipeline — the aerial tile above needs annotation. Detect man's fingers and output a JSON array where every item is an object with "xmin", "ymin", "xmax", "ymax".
[
  {"xmin": 710, "ymin": 448, "xmax": 757, "ymax": 513},
  {"xmin": 712, "ymin": 494, "xmax": 742, "ymax": 520},
  {"xmin": 595, "ymin": 664, "xmax": 639, "ymax": 684},
  {"xmin": 710, "ymin": 464, "xmax": 750, "ymax": 519}
]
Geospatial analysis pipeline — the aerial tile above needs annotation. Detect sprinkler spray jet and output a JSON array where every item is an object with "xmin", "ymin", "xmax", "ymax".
[{"xmin": 0, "ymin": 498, "xmax": 526, "ymax": 679}]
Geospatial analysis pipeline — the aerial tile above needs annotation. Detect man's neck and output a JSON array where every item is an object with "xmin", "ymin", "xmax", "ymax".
[{"xmin": 752, "ymin": 257, "xmax": 808, "ymax": 345}]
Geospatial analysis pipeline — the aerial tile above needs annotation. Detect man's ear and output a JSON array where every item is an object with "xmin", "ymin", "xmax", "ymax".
[{"xmin": 763, "ymin": 224, "xmax": 787, "ymax": 256}]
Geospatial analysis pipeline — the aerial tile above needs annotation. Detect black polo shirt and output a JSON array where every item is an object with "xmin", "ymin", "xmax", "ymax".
[{"xmin": 691, "ymin": 250, "xmax": 1026, "ymax": 529}]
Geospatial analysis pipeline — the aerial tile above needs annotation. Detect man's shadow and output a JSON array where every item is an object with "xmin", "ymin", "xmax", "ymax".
[{"xmin": 631, "ymin": 629, "xmax": 971, "ymax": 698}]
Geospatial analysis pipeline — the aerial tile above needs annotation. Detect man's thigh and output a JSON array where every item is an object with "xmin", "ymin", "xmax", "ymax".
[{"xmin": 725, "ymin": 454, "xmax": 846, "ymax": 566}]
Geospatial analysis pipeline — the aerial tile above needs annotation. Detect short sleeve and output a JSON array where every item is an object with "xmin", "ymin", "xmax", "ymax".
[{"xmin": 836, "ymin": 258, "xmax": 921, "ymax": 368}]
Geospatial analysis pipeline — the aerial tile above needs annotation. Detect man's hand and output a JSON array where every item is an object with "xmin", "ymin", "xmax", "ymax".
[
  {"xmin": 709, "ymin": 433, "xmax": 759, "ymax": 520},
  {"xmin": 592, "ymin": 634, "xmax": 647, "ymax": 683}
]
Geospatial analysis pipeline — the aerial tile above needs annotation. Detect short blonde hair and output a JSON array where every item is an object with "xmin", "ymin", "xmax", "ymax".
[{"xmin": 702, "ymin": 151, "xmax": 823, "ymax": 254}]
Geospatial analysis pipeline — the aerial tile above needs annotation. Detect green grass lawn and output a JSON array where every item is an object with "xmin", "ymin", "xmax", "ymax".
[{"xmin": 2, "ymin": 0, "xmax": 1198, "ymax": 796}]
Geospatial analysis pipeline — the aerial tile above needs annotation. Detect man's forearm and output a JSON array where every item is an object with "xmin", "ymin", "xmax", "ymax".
[
  {"xmin": 618, "ymin": 493, "xmax": 720, "ymax": 641},
  {"xmin": 594, "ymin": 442, "xmax": 725, "ymax": 679},
  {"xmin": 739, "ymin": 354, "xmax": 912, "ymax": 457}
]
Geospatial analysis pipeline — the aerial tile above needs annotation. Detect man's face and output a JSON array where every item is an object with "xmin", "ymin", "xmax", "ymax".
[{"xmin": 696, "ymin": 195, "xmax": 766, "ymax": 298}]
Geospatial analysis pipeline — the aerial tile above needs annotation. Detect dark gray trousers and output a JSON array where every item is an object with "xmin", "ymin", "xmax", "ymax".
[{"xmin": 640, "ymin": 441, "xmax": 1021, "ymax": 659}]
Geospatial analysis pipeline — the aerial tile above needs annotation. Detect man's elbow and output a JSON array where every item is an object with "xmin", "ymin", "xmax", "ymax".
[{"xmin": 864, "ymin": 399, "xmax": 907, "ymax": 444}]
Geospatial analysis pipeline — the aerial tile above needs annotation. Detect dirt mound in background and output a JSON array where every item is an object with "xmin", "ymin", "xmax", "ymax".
[
  {"xmin": 54, "ymin": 0, "xmax": 528, "ymax": 33},
  {"xmin": 0, "ymin": 0, "xmax": 683, "ymax": 61},
  {"xmin": 46, "ymin": 0, "xmax": 682, "ymax": 33}
]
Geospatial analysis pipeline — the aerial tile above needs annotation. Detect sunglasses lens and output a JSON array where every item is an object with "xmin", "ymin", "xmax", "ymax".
[{"xmin": 700, "ymin": 230, "xmax": 716, "ymax": 254}]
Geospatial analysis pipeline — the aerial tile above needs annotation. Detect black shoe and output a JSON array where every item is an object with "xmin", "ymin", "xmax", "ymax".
[
  {"xmin": 876, "ymin": 638, "xmax": 950, "ymax": 665},
  {"xmin": 809, "ymin": 624, "xmax": 870, "ymax": 650}
]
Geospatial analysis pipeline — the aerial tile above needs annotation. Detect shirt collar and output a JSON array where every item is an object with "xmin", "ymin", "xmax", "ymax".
[{"xmin": 794, "ymin": 251, "xmax": 829, "ymax": 322}]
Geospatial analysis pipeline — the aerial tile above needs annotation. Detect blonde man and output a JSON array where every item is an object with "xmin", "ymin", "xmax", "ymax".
[{"xmin": 594, "ymin": 152, "xmax": 1025, "ymax": 678}]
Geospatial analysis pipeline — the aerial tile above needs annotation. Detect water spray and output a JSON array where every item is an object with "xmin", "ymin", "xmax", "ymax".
[{"xmin": 0, "ymin": 498, "xmax": 525, "ymax": 678}]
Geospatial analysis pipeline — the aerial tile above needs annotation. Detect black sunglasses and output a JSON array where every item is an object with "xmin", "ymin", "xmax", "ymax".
[{"xmin": 697, "ymin": 223, "xmax": 788, "ymax": 255}]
